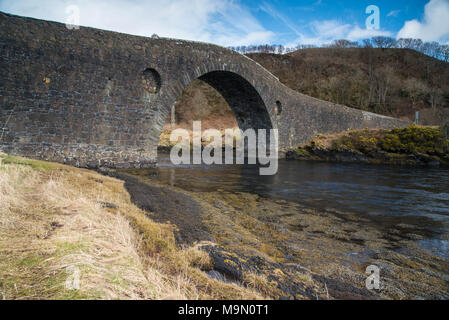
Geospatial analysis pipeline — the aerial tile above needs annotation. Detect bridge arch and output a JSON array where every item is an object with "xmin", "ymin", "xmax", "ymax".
[
  {"xmin": 196, "ymin": 71, "xmax": 273, "ymax": 131},
  {"xmin": 153, "ymin": 69, "xmax": 276, "ymax": 156}
]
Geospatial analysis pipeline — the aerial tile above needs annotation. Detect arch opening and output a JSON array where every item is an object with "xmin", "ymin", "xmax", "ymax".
[
  {"xmin": 157, "ymin": 71, "xmax": 274, "ymax": 153},
  {"xmin": 196, "ymin": 71, "xmax": 273, "ymax": 131}
]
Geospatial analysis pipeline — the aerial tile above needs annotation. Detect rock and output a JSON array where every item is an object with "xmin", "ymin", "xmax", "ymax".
[
  {"xmin": 50, "ymin": 221, "xmax": 63, "ymax": 229},
  {"xmin": 213, "ymin": 201, "xmax": 231, "ymax": 212},
  {"xmin": 406, "ymin": 233, "xmax": 425, "ymax": 240},
  {"xmin": 205, "ymin": 246, "xmax": 246, "ymax": 280}
]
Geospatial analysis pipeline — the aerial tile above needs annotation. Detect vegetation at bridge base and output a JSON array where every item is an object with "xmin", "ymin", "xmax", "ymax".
[{"xmin": 288, "ymin": 126, "xmax": 449, "ymax": 167}]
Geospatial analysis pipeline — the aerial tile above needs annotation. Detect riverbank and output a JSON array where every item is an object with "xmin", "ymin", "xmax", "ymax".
[
  {"xmin": 112, "ymin": 169, "xmax": 335, "ymax": 299},
  {"xmin": 0, "ymin": 153, "xmax": 267, "ymax": 299},
  {"xmin": 123, "ymin": 163, "xmax": 449, "ymax": 300},
  {"xmin": 2, "ymin": 152, "xmax": 448, "ymax": 299},
  {"xmin": 287, "ymin": 126, "xmax": 449, "ymax": 167}
]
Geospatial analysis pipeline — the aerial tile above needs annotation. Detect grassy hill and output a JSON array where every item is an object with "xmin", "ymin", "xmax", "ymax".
[{"xmin": 247, "ymin": 48, "xmax": 449, "ymax": 124}]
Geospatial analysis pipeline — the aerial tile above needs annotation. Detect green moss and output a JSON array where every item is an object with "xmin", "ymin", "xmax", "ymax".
[
  {"xmin": 55, "ymin": 241, "xmax": 85, "ymax": 256},
  {"xmin": 294, "ymin": 148, "xmax": 310, "ymax": 157},
  {"xmin": 384, "ymin": 153, "xmax": 408, "ymax": 159},
  {"xmin": 18, "ymin": 256, "xmax": 46, "ymax": 267},
  {"xmin": 0, "ymin": 154, "xmax": 53, "ymax": 170}
]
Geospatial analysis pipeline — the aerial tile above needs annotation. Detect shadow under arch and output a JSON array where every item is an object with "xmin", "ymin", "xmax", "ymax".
[
  {"xmin": 195, "ymin": 71, "xmax": 274, "ymax": 131},
  {"xmin": 155, "ymin": 70, "xmax": 276, "ymax": 163}
]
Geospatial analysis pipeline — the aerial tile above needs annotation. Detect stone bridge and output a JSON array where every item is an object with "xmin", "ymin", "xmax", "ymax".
[{"xmin": 0, "ymin": 12, "xmax": 408, "ymax": 168}]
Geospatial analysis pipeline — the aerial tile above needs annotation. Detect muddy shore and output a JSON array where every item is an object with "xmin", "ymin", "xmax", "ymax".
[{"xmin": 104, "ymin": 168, "xmax": 449, "ymax": 300}]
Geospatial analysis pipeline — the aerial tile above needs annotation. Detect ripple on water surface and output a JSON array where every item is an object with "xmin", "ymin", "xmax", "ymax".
[{"xmin": 143, "ymin": 153, "xmax": 449, "ymax": 258}]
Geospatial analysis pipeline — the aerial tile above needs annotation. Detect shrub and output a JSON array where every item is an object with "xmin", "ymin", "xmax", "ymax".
[
  {"xmin": 327, "ymin": 126, "xmax": 449, "ymax": 156},
  {"xmin": 380, "ymin": 126, "xmax": 449, "ymax": 155}
]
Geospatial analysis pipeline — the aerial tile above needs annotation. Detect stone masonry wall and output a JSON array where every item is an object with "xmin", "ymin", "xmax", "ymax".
[{"xmin": 0, "ymin": 12, "xmax": 409, "ymax": 168}]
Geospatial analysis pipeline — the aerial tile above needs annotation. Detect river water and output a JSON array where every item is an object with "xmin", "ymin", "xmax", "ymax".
[{"xmin": 151, "ymin": 152, "xmax": 449, "ymax": 258}]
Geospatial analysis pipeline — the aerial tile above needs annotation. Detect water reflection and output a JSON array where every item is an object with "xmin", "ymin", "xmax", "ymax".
[{"xmin": 140, "ymin": 153, "xmax": 449, "ymax": 256}]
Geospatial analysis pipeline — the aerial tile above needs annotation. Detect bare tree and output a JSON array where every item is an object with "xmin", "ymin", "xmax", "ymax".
[
  {"xmin": 428, "ymin": 88, "xmax": 444, "ymax": 109},
  {"xmin": 372, "ymin": 36, "xmax": 395, "ymax": 49},
  {"xmin": 442, "ymin": 45, "xmax": 449, "ymax": 62},
  {"xmin": 330, "ymin": 39, "xmax": 358, "ymax": 48},
  {"xmin": 405, "ymin": 78, "xmax": 429, "ymax": 110},
  {"xmin": 362, "ymin": 38, "xmax": 373, "ymax": 48},
  {"xmin": 395, "ymin": 38, "xmax": 409, "ymax": 48}
]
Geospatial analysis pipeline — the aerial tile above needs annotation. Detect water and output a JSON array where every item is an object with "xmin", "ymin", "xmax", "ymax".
[{"xmin": 147, "ymin": 153, "xmax": 449, "ymax": 258}]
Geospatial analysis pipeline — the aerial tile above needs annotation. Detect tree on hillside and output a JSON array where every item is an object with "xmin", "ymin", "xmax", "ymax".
[
  {"xmin": 395, "ymin": 38, "xmax": 424, "ymax": 51},
  {"xmin": 371, "ymin": 36, "xmax": 396, "ymax": 49},
  {"xmin": 362, "ymin": 38, "xmax": 373, "ymax": 48},
  {"xmin": 229, "ymin": 36, "xmax": 448, "ymax": 62},
  {"xmin": 442, "ymin": 45, "xmax": 449, "ymax": 62},
  {"xmin": 370, "ymin": 66, "xmax": 396, "ymax": 114},
  {"xmin": 329, "ymin": 39, "xmax": 358, "ymax": 48},
  {"xmin": 428, "ymin": 88, "xmax": 444, "ymax": 109},
  {"xmin": 405, "ymin": 78, "xmax": 428, "ymax": 110}
]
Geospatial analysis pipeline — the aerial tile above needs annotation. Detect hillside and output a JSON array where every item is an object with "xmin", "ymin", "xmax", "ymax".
[
  {"xmin": 171, "ymin": 79, "xmax": 237, "ymax": 130},
  {"xmin": 247, "ymin": 48, "xmax": 449, "ymax": 124}
]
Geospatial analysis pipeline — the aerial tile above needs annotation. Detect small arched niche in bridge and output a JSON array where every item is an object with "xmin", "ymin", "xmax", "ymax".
[
  {"xmin": 275, "ymin": 100, "xmax": 282, "ymax": 116},
  {"xmin": 141, "ymin": 68, "xmax": 161, "ymax": 94}
]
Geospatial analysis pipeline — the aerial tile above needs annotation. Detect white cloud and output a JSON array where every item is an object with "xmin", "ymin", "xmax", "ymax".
[
  {"xmin": 346, "ymin": 26, "xmax": 392, "ymax": 41},
  {"xmin": 0, "ymin": 0, "xmax": 275, "ymax": 46},
  {"xmin": 387, "ymin": 10, "xmax": 400, "ymax": 17},
  {"xmin": 284, "ymin": 20, "xmax": 392, "ymax": 47},
  {"xmin": 397, "ymin": 0, "xmax": 449, "ymax": 42},
  {"xmin": 260, "ymin": 1, "xmax": 393, "ymax": 47},
  {"xmin": 311, "ymin": 20, "xmax": 352, "ymax": 39}
]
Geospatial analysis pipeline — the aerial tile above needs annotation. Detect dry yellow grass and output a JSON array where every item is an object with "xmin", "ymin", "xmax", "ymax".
[
  {"xmin": 0, "ymin": 153, "xmax": 265, "ymax": 300},
  {"xmin": 158, "ymin": 127, "xmax": 242, "ymax": 149},
  {"xmin": 242, "ymin": 272, "xmax": 282, "ymax": 298}
]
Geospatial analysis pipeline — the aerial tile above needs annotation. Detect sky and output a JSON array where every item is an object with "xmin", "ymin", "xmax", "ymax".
[{"xmin": 0, "ymin": 0, "xmax": 448, "ymax": 47}]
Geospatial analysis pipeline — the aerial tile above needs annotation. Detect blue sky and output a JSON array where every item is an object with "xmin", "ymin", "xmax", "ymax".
[
  {"xmin": 0, "ymin": 0, "xmax": 448, "ymax": 46},
  {"xmin": 252, "ymin": 0, "xmax": 431, "ymax": 45}
]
